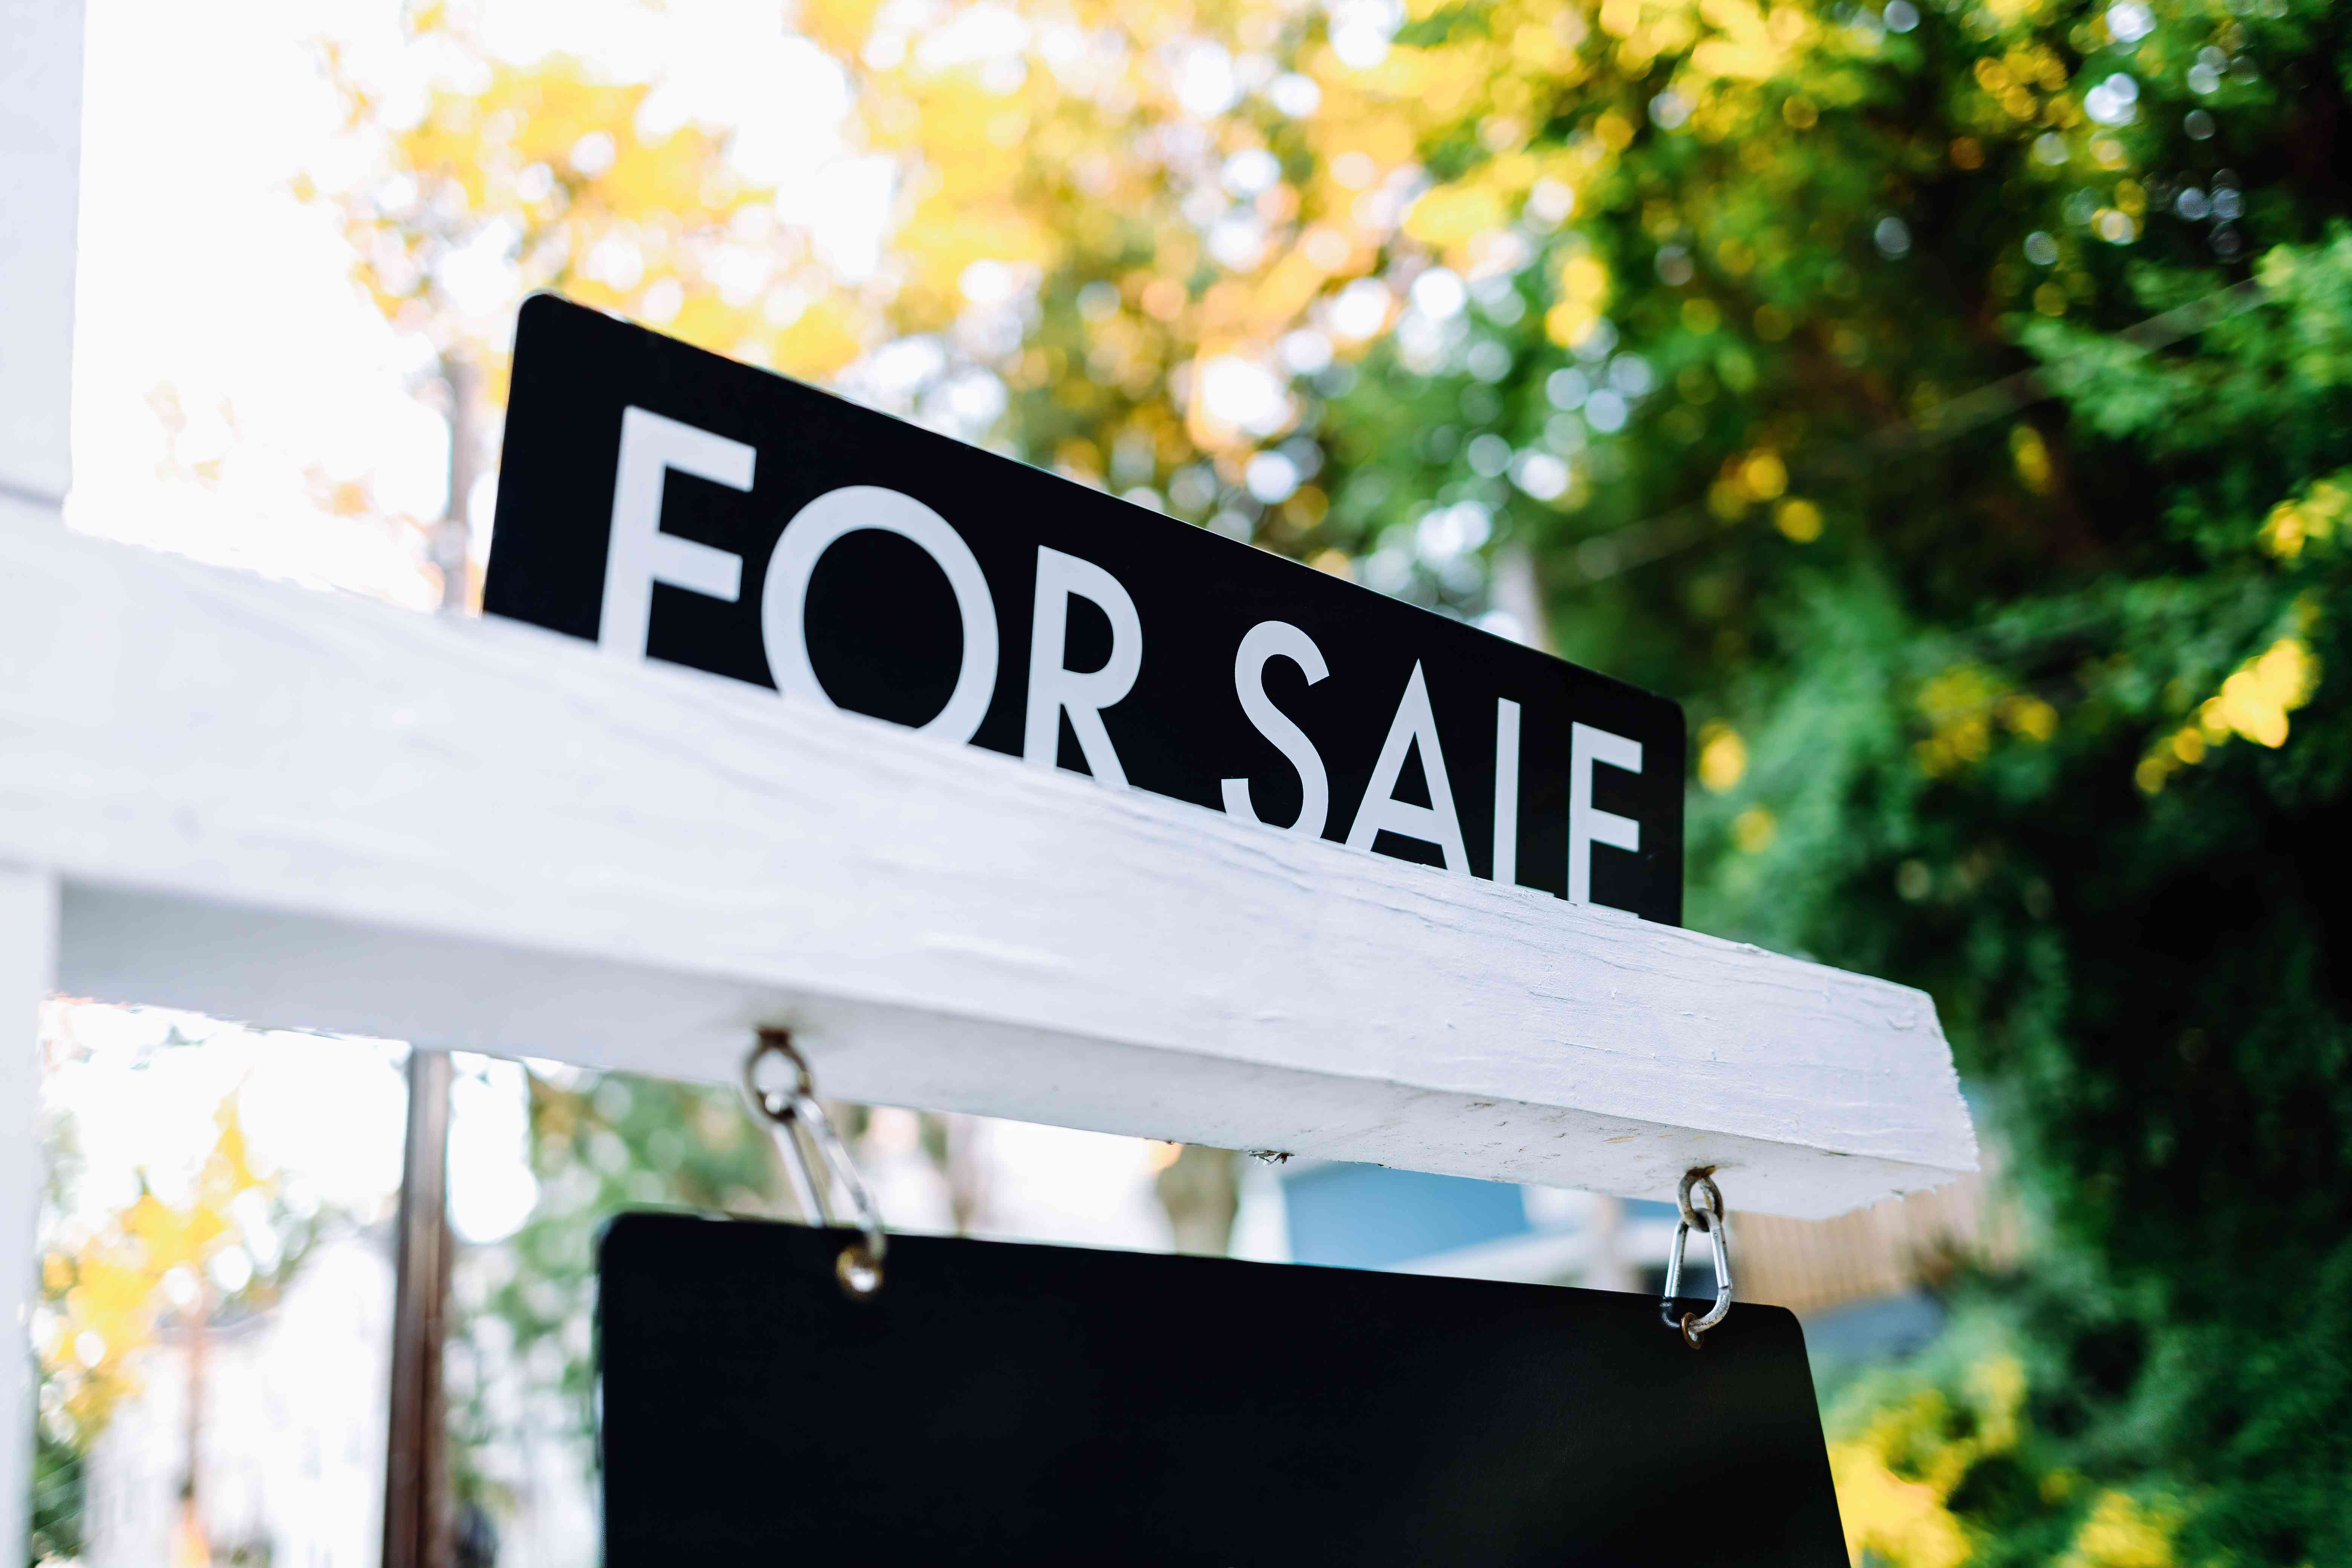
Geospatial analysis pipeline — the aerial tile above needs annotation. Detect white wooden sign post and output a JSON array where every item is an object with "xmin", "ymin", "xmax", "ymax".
[
  {"xmin": 0, "ymin": 514, "xmax": 1978, "ymax": 1551},
  {"xmin": 0, "ymin": 8, "xmax": 1975, "ymax": 1555},
  {"xmin": 4, "ymin": 0, "xmax": 87, "ymax": 1554},
  {"xmin": 0, "ymin": 507, "xmax": 1977, "ymax": 1212}
]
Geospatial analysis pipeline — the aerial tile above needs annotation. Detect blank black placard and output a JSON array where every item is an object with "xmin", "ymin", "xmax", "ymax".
[{"xmin": 597, "ymin": 1212, "xmax": 1844, "ymax": 1566}]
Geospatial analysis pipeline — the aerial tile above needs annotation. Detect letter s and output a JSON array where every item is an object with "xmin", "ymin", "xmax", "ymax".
[{"xmin": 1219, "ymin": 620, "xmax": 1331, "ymax": 837}]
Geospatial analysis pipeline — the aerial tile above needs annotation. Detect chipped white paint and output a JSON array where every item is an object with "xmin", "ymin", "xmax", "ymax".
[{"xmin": 0, "ymin": 521, "xmax": 1974, "ymax": 1223}]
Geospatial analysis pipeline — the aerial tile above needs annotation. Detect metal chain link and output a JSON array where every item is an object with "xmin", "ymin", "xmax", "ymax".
[
  {"xmin": 743, "ymin": 1027, "xmax": 888, "ymax": 1298},
  {"xmin": 1660, "ymin": 1168, "xmax": 1733, "ymax": 1348}
]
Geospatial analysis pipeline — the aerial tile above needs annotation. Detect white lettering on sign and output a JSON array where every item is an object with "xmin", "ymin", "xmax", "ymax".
[
  {"xmin": 1569, "ymin": 721, "xmax": 1642, "ymax": 905},
  {"xmin": 1493, "ymin": 697, "xmax": 1522, "ymax": 887},
  {"xmin": 1346, "ymin": 661, "xmax": 1469, "ymax": 875},
  {"xmin": 1024, "ymin": 546, "xmax": 1144, "ymax": 788},
  {"xmin": 518, "ymin": 298, "xmax": 1686, "ymax": 919},
  {"xmin": 761, "ymin": 485, "xmax": 1001, "ymax": 743},
  {"xmin": 602, "ymin": 406, "xmax": 754, "ymax": 660},
  {"xmin": 1219, "ymin": 620, "xmax": 1331, "ymax": 837},
  {"xmin": 587, "ymin": 409, "xmax": 1652, "ymax": 902}
]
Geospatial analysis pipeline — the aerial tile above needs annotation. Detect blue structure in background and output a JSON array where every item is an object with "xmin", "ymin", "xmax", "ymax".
[
  {"xmin": 1279, "ymin": 1167, "xmax": 1952, "ymax": 1372},
  {"xmin": 1281, "ymin": 1162, "xmax": 1530, "ymax": 1270}
]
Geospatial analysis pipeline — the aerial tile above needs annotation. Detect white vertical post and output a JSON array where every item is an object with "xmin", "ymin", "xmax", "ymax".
[
  {"xmin": 2, "ymin": 867, "xmax": 60, "ymax": 1566},
  {"xmin": 3, "ymin": 0, "xmax": 86, "ymax": 1537},
  {"xmin": 1, "ymin": 6, "xmax": 85, "ymax": 1542},
  {"xmin": 1, "ymin": 0, "xmax": 88, "ymax": 511}
]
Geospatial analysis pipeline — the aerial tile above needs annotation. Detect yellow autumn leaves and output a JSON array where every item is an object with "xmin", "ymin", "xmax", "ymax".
[
  {"xmin": 2259, "ymin": 472, "xmax": 2347, "ymax": 561},
  {"xmin": 321, "ymin": 0, "xmax": 2333, "ymax": 822},
  {"xmin": 1915, "ymin": 666, "xmax": 2058, "ymax": 778},
  {"xmin": 2055, "ymin": 1491, "xmax": 2188, "ymax": 1568},
  {"xmin": 2136, "ymin": 634, "xmax": 2320, "ymax": 795},
  {"xmin": 1831, "ymin": 1352, "xmax": 2190, "ymax": 1568},
  {"xmin": 2132, "ymin": 470, "xmax": 2335, "ymax": 795},
  {"xmin": 38, "ymin": 1097, "xmax": 276, "ymax": 1443},
  {"xmin": 1707, "ymin": 446, "xmax": 1805, "ymax": 525},
  {"xmin": 1694, "ymin": 720, "xmax": 1775, "ymax": 851},
  {"xmin": 1548, "ymin": 251, "xmax": 1612, "ymax": 349},
  {"xmin": 1830, "ymin": 1357, "xmax": 2025, "ymax": 1568},
  {"xmin": 321, "ymin": 32, "xmax": 865, "ymax": 390},
  {"xmin": 1909, "ymin": 626, "xmax": 2319, "ymax": 798},
  {"xmin": 314, "ymin": 0, "xmax": 1981, "ymax": 530},
  {"xmin": 326, "ymin": 0, "xmax": 1419, "ymax": 501},
  {"xmin": 2128, "ymin": 461, "xmax": 2338, "ymax": 795}
]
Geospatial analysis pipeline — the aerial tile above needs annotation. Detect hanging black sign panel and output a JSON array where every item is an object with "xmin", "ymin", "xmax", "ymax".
[
  {"xmin": 487, "ymin": 295, "xmax": 1684, "ymax": 922},
  {"xmin": 597, "ymin": 1213, "xmax": 1844, "ymax": 1566}
]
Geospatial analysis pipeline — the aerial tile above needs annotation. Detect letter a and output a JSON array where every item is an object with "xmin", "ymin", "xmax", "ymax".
[{"xmin": 1345, "ymin": 662, "xmax": 1469, "ymax": 874}]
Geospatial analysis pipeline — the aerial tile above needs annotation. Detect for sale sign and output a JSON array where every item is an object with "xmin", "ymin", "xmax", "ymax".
[{"xmin": 487, "ymin": 294, "xmax": 1684, "ymax": 921}]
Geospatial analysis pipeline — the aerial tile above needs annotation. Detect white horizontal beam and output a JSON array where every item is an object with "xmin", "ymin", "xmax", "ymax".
[{"xmin": 0, "ymin": 521, "xmax": 1974, "ymax": 1217}]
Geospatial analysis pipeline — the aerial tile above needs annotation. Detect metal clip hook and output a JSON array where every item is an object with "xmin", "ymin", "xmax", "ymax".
[
  {"xmin": 743, "ymin": 1028, "xmax": 889, "ymax": 1299},
  {"xmin": 1660, "ymin": 1168, "xmax": 1733, "ymax": 1349}
]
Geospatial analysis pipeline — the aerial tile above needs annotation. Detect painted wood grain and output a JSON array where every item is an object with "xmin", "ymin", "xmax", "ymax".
[{"xmin": 0, "ymin": 521, "xmax": 1975, "ymax": 1216}]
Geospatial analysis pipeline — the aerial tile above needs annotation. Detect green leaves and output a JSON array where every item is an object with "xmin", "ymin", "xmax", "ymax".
[{"xmin": 1311, "ymin": 0, "xmax": 2352, "ymax": 1557}]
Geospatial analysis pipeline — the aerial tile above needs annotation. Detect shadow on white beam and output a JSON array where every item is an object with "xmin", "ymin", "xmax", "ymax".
[{"xmin": 1, "ymin": 522, "xmax": 1974, "ymax": 1219}]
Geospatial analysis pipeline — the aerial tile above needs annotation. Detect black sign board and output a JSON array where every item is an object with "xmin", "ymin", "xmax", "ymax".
[
  {"xmin": 598, "ymin": 1213, "xmax": 1843, "ymax": 1566},
  {"xmin": 488, "ymin": 295, "xmax": 1684, "ymax": 921}
]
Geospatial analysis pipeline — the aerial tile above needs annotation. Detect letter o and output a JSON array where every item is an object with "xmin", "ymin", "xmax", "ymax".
[{"xmin": 760, "ymin": 485, "xmax": 1000, "ymax": 743}]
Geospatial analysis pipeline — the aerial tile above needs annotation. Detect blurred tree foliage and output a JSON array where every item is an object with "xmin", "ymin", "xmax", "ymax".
[
  {"xmin": 314, "ymin": 24, "xmax": 872, "ymax": 381},
  {"xmin": 442, "ymin": 1068, "xmax": 786, "ymax": 1508},
  {"xmin": 1336, "ymin": 0, "xmax": 2352, "ymax": 1559},
  {"xmin": 314, "ymin": 0, "xmax": 2352, "ymax": 1558},
  {"xmin": 31, "ymin": 1086, "xmax": 323, "ymax": 1567}
]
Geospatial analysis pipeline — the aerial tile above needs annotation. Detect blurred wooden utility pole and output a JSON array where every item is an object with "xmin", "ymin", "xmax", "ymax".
[
  {"xmin": 386, "ymin": 349, "xmax": 478, "ymax": 1568},
  {"xmin": 1155, "ymin": 1144, "xmax": 1241, "ymax": 1256},
  {"xmin": 431, "ymin": 350, "xmax": 481, "ymax": 616},
  {"xmin": 384, "ymin": 1048, "xmax": 455, "ymax": 1568}
]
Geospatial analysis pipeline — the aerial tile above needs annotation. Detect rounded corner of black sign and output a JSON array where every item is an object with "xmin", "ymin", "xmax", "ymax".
[{"xmin": 597, "ymin": 1218, "xmax": 1846, "ymax": 1566}]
